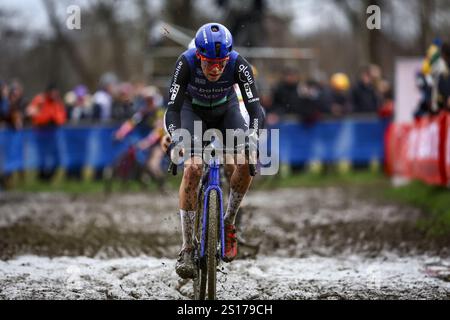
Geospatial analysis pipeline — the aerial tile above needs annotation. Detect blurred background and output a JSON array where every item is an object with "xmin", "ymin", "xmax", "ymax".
[
  {"xmin": 1, "ymin": 1, "xmax": 450, "ymax": 300},
  {"xmin": 0, "ymin": 0, "xmax": 449, "ymax": 187}
]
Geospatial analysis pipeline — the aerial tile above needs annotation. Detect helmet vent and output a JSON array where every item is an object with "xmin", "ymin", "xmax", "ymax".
[
  {"xmin": 215, "ymin": 42, "xmax": 221, "ymax": 58},
  {"xmin": 211, "ymin": 25, "xmax": 219, "ymax": 32}
]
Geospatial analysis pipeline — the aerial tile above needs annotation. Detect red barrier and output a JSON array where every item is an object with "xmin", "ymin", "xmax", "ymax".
[
  {"xmin": 385, "ymin": 111, "xmax": 450, "ymax": 186},
  {"xmin": 385, "ymin": 123, "xmax": 412, "ymax": 178},
  {"xmin": 384, "ymin": 122, "xmax": 394, "ymax": 176},
  {"xmin": 414, "ymin": 114, "xmax": 446, "ymax": 185},
  {"xmin": 444, "ymin": 112, "xmax": 450, "ymax": 186}
]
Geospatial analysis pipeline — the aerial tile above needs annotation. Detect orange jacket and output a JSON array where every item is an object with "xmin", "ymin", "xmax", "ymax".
[{"xmin": 28, "ymin": 94, "xmax": 67, "ymax": 126}]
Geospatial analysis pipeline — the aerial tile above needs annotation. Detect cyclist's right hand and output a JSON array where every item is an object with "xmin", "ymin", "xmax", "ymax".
[
  {"xmin": 167, "ymin": 141, "xmax": 184, "ymax": 159},
  {"xmin": 160, "ymin": 134, "xmax": 172, "ymax": 154}
]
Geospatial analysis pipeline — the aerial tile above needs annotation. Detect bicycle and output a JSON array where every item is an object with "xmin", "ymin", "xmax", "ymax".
[
  {"xmin": 103, "ymin": 142, "xmax": 149, "ymax": 194},
  {"xmin": 168, "ymin": 145, "xmax": 256, "ymax": 300}
]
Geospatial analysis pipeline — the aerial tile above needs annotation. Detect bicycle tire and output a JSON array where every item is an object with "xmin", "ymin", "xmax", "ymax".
[
  {"xmin": 194, "ymin": 187, "xmax": 207, "ymax": 300},
  {"xmin": 207, "ymin": 190, "xmax": 218, "ymax": 300}
]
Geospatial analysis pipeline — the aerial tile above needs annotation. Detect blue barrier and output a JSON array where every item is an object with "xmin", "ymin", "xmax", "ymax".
[
  {"xmin": 273, "ymin": 119, "xmax": 388, "ymax": 165},
  {"xmin": 0, "ymin": 120, "xmax": 388, "ymax": 174}
]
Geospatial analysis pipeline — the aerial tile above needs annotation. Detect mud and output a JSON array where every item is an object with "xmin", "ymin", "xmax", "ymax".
[{"xmin": 0, "ymin": 187, "xmax": 449, "ymax": 299}]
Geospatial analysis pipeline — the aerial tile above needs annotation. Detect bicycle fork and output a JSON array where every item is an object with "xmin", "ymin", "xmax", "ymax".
[{"xmin": 200, "ymin": 160, "xmax": 225, "ymax": 261}]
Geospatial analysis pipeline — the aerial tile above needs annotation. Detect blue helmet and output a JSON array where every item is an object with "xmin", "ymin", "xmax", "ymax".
[{"xmin": 194, "ymin": 23, "xmax": 233, "ymax": 59}]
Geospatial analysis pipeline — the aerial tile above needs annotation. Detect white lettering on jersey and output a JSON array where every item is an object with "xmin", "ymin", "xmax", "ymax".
[
  {"xmin": 238, "ymin": 64, "xmax": 254, "ymax": 85},
  {"xmin": 169, "ymin": 60, "xmax": 183, "ymax": 101},
  {"xmin": 244, "ymin": 82, "xmax": 253, "ymax": 99}
]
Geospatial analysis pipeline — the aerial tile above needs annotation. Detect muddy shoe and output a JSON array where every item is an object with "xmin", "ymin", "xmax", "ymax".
[
  {"xmin": 223, "ymin": 223, "xmax": 238, "ymax": 263},
  {"xmin": 175, "ymin": 248, "xmax": 196, "ymax": 279}
]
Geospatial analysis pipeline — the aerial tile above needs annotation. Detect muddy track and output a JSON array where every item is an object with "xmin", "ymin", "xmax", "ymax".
[{"xmin": 0, "ymin": 188, "xmax": 449, "ymax": 299}]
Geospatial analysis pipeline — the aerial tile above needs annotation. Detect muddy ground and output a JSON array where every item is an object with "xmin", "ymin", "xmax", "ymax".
[{"xmin": 0, "ymin": 187, "xmax": 449, "ymax": 299}]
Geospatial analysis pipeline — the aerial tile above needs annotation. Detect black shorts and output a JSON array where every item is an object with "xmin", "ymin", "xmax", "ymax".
[{"xmin": 180, "ymin": 94, "xmax": 249, "ymax": 155}]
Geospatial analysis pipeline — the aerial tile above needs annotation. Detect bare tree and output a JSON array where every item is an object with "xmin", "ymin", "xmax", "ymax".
[
  {"xmin": 419, "ymin": 0, "xmax": 436, "ymax": 52},
  {"xmin": 164, "ymin": 0, "xmax": 195, "ymax": 29},
  {"xmin": 333, "ymin": 0, "xmax": 385, "ymax": 66},
  {"xmin": 92, "ymin": 0, "xmax": 129, "ymax": 80},
  {"xmin": 41, "ymin": 0, "xmax": 96, "ymax": 87}
]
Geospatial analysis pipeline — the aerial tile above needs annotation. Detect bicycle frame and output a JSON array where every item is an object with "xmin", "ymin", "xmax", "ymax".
[{"xmin": 200, "ymin": 157, "xmax": 226, "ymax": 261}]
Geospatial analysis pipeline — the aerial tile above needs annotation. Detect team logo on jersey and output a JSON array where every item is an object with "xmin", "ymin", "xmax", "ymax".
[
  {"xmin": 170, "ymin": 84, "xmax": 180, "ymax": 101},
  {"xmin": 195, "ymin": 77, "xmax": 206, "ymax": 85},
  {"xmin": 238, "ymin": 64, "xmax": 254, "ymax": 85},
  {"xmin": 243, "ymin": 82, "xmax": 253, "ymax": 99}
]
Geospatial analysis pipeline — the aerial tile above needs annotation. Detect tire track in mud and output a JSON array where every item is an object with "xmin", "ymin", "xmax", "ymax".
[{"xmin": 0, "ymin": 188, "xmax": 449, "ymax": 299}]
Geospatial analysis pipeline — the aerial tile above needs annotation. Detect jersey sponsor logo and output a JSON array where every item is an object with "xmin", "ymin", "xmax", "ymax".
[
  {"xmin": 168, "ymin": 123, "xmax": 176, "ymax": 134},
  {"xmin": 253, "ymin": 118, "xmax": 259, "ymax": 131},
  {"xmin": 238, "ymin": 64, "xmax": 254, "ymax": 85},
  {"xmin": 173, "ymin": 60, "xmax": 183, "ymax": 83},
  {"xmin": 243, "ymin": 82, "xmax": 253, "ymax": 99},
  {"xmin": 170, "ymin": 84, "xmax": 180, "ymax": 101},
  {"xmin": 169, "ymin": 60, "xmax": 183, "ymax": 101},
  {"xmin": 195, "ymin": 77, "xmax": 206, "ymax": 85}
]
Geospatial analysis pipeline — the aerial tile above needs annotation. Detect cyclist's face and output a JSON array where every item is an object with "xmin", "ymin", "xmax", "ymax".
[{"xmin": 198, "ymin": 54, "xmax": 229, "ymax": 82}]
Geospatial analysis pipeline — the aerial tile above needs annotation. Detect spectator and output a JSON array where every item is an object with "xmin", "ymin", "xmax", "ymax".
[
  {"xmin": 92, "ymin": 73, "xmax": 117, "ymax": 123},
  {"xmin": 65, "ymin": 84, "xmax": 92, "ymax": 123},
  {"xmin": 328, "ymin": 73, "xmax": 351, "ymax": 118},
  {"xmin": 26, "ymin": 83, "xmax": 66, "ymax": 127},
  {"xmin": 297, "ymin": 79, "xmax": 324, "ymax": 125},
  {"xmin": 414, "ymin": 71, "xmax": 433, "ymax": 119},
  {"xmin": 271, "ymin": 66, "xmax": 300, "ymax": 119},
  {"xmin": 351, "ymin": 66, "xmax": 380, "ymax": 114},
  {"xmin": 377, "ymin": 80, "xmax": 394, "ymax": 120},
  {"xmin": 112, "ymin": 82, "xmax": 134, "ymax": 121},
  {"xmin": 0, "ymin": 81, "xmax": 10, "ymax": 127},
  {"xmin": 437, "ymin": 42, "xmax": 450, "ymax": 111},
  {"xmin": 8, "ymin": 80, "xmax": 25, "ymax": 129}
]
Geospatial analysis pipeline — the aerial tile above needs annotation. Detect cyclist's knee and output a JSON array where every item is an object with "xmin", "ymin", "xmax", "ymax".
[
  {"xmin": 236, "ymin": 163, "xmax": 251, "ymax": 177},
  {"xmin": 224, "ymin": 164, "xmax": 235, "ymax": 180},
  {"xmin": 183, "ymin": 159, "xmax": 203, "ymax": 182}
]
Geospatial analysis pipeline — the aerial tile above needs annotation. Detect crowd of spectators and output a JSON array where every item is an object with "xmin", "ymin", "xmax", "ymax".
[
  {"xmin": 0, "ymin": 74, "xmax": 165, "ymax": 130},
  {"xmin": 264, "ymin": 63, "xmax": 393, "ymax": 127},
  {"xmin": 6, "ymin": 38, "xmax": 450, "ymax": 132},
  {"xmin": 0, "ymin": 63, "xmax": 396, "ymax": 131}
]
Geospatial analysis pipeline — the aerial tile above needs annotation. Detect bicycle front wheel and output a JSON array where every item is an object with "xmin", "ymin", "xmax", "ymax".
[
  {"xmin": 207, "ymin": 189, "xmax": 219, "ymax": 300},
  {"xmin": 194, "ymin": 186, "xmax": 206, "ymax": 300}
]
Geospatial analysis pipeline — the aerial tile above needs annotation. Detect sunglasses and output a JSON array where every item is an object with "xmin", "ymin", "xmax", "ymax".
[{"xmin": 197, "ymin": 53, "xmax": 229, "ymax": 71}]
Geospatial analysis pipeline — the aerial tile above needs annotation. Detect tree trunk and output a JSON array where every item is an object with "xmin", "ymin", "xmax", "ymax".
[
  {"xmin": 419, "ymin": 0, "xmax": 435, "ymax": 52},
  {"xmin": 41, "ymin": 0, "xmax": 96, "ymax": 88}
]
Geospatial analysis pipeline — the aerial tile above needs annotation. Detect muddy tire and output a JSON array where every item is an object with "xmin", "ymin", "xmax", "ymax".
[
  {"xmin": 194, "ymin": 187, "xmax": 207, "ymax": 300},
  {"xmin": 207, "ymin": 190, "xmax": 218, "ymax": 300}
]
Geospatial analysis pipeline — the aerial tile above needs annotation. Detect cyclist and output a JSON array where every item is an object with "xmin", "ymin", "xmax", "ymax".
[
  {"xmin": 164, "ymin": 23, "xmax": 265, "ymax": 279},
  {"xmin": 115, "ymin": 86, "xmax": 167, "ymax": 191}
]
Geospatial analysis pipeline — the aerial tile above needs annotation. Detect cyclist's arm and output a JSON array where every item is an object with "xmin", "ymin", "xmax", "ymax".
[
  {"xmin": 234, "ymin": 55, "xmax": 265, "ymax": 133},
  {"xmin": 164, "ymin": 55, "xmax": 190, "ymax": 138},
  {"xmin": 115, "ymin": 110, "xmax": 146, "ymax": 140}
]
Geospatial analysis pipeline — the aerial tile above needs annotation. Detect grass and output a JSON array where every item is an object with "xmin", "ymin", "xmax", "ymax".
[
  {"xmin": 383, "ymin": 180, "xmax": 450, "ymax": 236},
  {"xmin": 254, "ymin": 170, "xmax": 386, "ymax": 189}
]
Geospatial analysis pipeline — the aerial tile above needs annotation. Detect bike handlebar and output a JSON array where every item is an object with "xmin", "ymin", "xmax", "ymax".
[
  {"xmin": 167, "ymin": 161, "xmax": 178, "ymax": 176},
  {"xmin": 166, "ymin": 148, "xmax": 257, "ymax": 177}
]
